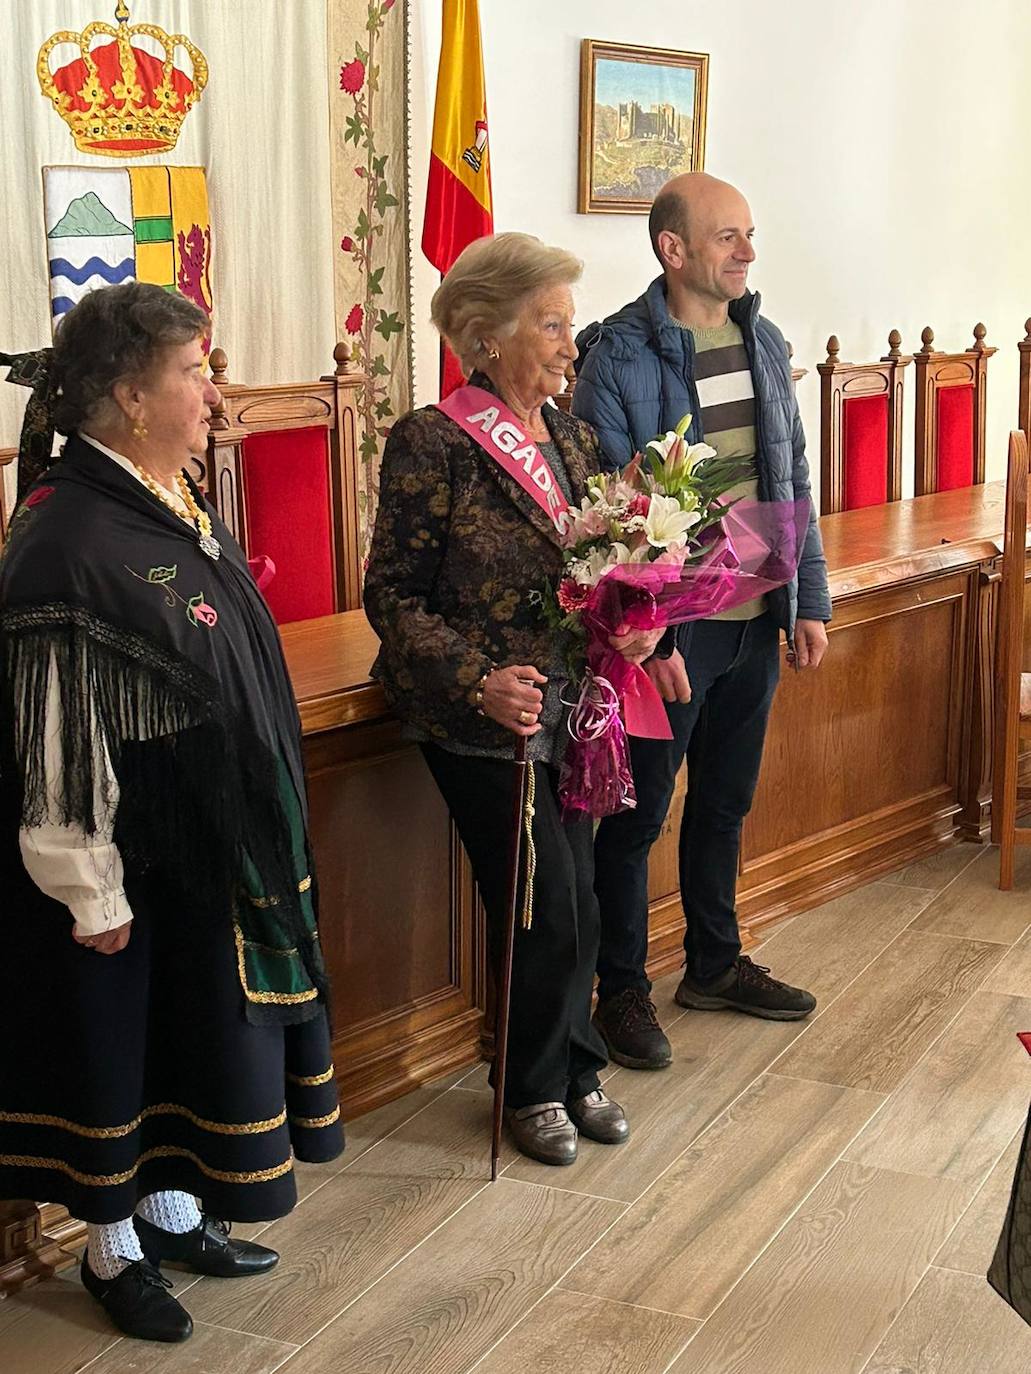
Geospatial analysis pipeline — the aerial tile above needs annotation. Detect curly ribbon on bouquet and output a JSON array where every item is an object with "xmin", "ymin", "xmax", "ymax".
[{"xmin": 559, "ymin": 671, "xmax": 636, "ymax": 817}]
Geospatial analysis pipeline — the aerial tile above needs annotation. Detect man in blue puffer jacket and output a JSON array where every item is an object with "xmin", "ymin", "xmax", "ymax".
[{"xmin": 573, "ymin": 172, "xmax": 831, "ymax": 1070}]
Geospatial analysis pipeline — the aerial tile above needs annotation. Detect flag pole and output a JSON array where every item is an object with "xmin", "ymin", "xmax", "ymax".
[{"xmin": 491, "ymin": 735, "xmax": 529, "ymax": 1181}]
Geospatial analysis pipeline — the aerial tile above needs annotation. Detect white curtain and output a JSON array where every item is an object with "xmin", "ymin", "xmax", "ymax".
[{"xmin": 1, "ymin": 0, "xmax": 335, "ymax": 503}]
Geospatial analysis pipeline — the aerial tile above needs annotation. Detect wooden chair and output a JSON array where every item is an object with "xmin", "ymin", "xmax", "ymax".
[
  {"xmin": 914, "ymin": 324, "xmax": 996, "ymax": 495},
  {"xmin": 992, "ymin": 429, "xmax": 1031, "ymax": 888},
  {"xmin": 1018, "ymin": 319, "xmax": 1031, "ymax": 440},
  {"xmin": 817, "ymin": 331, "xmax": 911, "ymax": 514},
  {"xmin": 204, "ymin": 344, "xmax": 366, "ymax": 625},
  {"xmin": 0, "ymin": 447, "xmax": 14, "ymax": 545}
]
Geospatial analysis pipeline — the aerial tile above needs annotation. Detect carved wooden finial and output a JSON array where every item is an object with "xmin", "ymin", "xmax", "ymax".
[
  {"xmin": 209, "ymin": 347, "xmax": 229, "ymax": 388},
  {"xmin": 825, "ymin": 335, "xmax": 840, "ymax": 364},
  {"xmin": 333, "ymin": 340, "xmax": 361, "ymax": 377},
  {"xmin": 919, "ymin": 326, "xmax": 935, "ymax": 355},
  {"xmin": 972, "ymin": 322, "xmax": 988, "ymax": 353},
  {"xmin": 887, "ymin": 329, "xmax": 902, "ymax": 358},
  {"xmin": 1024, "ymin": 319, "xmax": 1031, "ymax": 344}
]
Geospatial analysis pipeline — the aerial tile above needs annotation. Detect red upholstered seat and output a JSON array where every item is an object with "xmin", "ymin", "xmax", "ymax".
[
  {"xmin": 842, "ymin": 393, "xmax": 889, "ymax": 509},
  {"xmin": 935, "ymin": 385, "xmax": 975, "ymax": 492},
  {"xmin": 241, "ymin": 428, "xmax": 336, "ymax": 624}
]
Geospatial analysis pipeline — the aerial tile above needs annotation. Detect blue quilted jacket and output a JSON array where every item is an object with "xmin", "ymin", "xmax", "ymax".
[{"xmin": 572, "ymin": 278, "xmax": 831, "ymax": 633}]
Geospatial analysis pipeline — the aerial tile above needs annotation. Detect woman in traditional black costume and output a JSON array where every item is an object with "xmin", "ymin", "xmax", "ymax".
[{"xmin": 0, "ymin": 284, "xmax": 343, "ymax": 1342}]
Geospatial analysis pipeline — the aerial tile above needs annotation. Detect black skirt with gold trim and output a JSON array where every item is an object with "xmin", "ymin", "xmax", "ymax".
[{"xmin": 0, "ymin": 863, "xmax": 345, "ymax": 1224}]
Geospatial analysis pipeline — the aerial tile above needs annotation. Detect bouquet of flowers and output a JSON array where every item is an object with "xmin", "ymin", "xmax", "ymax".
[{"xmin": 535, "ymin": 417, "xmax": 810, "ymax": 819}]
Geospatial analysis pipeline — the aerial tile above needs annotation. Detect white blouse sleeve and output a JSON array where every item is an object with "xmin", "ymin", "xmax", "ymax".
[{"xmin": 18, "ymin": 654, "xmax": 134, "ymax": 936}]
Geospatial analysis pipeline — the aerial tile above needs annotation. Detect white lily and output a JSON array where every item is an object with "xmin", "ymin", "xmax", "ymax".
[{"xmin": 644, "ymin": 493, "xmax": 702, "ymax": 549}]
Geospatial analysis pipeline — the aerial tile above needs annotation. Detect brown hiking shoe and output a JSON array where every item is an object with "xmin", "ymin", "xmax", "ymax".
[
  {"xmin": 593, "ymin": 988, "xmax": 673, "ymax": 1070},
  {"xmin": 675, "ymin": 955, "xmax": 816, "ymax": 1021}
]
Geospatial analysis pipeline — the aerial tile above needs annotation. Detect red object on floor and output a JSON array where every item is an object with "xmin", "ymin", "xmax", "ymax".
[
  {"xmin": 935, "ymin": 385, "xmax": 975, "ymax": 491},
  {"xmin": 241, "ymin": 429, "xmax": 335, "ymax": 624},
  {"xmin": 1018, "ymin": 1032, "xmax": 1031, "ymax": 1057},
  {"xmin": 842, "ymin": 394, "xmax": 889, "ymax": 509}
]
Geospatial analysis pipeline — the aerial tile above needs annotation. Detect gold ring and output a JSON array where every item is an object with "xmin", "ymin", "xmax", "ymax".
[{"xmin": 519, "ymin": 710, "xmax": 534, "ymax": 725}]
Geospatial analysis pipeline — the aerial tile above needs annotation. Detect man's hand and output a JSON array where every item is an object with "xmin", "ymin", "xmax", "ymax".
[
  {"xmin": 645, "ymin": 648, "xmax": 692, "ymax": 703},
  {"xmin": 790, "ymin": 619, "xmax": 829, "ymax": 671},
  {"xmin": 73, "ymin": 922, "xmax": 132, "ymax": 954},
  {"xmin": 608, "ymin": 626, "xmax": 665, "ymax": 666}
]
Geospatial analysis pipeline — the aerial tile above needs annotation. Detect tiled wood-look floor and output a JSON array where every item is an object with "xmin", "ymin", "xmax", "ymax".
[{"xmin": 5, "ymin": 842, "xmax": 1031, "ymax": 1374}]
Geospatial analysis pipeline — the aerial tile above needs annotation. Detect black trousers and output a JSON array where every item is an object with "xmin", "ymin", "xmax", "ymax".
[
  {"xmin": 593, "ymin": 613, "xmax": 781, "ymax": 998},
  {"xmin": 422, "ymin": 744, "xmax": 608, "ymax": 1108}
]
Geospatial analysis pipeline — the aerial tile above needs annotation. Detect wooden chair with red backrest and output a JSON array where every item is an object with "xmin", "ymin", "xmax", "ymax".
[
  {"xmin": 992, "ymin": 429, "xmax": 1031, "ymax": 889},
  {"xmin": 817, "ymin": 331, "xmax": 911, "ymax": 515},
  {"xmin": 203, "ymin": 343, "xmax": 366, "ymax": 624},
  {"xmin": 914, "ymin": 324, "xmax": 996, "ymax": 496}
]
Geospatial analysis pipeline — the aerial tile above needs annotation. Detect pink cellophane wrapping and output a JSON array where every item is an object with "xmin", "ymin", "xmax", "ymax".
[{"xmin": 559, "ymin": 498, "xmax": 811, "ymax": 819}]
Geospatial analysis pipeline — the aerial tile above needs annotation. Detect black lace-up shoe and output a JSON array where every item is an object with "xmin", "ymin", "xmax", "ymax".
[
  {"xmin": 593, "ymin": 987, "xmax": 673, "ymax": 1069},
  {"xmin": 134, "ymin": 1213, "xmax": 279, "ymax": 1278},
  {"xmin": 80, "ymin": 1251, "xmax": 193, "ymax": 1342},
  {"xmin": 675, "ymin": 955, "xmax": 817, "ymax": 1021}
]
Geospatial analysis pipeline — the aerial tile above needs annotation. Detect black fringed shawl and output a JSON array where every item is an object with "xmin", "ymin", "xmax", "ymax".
[{"xmin": 0, "ymin": 434, "xmax": 327, "ymax": 1025}]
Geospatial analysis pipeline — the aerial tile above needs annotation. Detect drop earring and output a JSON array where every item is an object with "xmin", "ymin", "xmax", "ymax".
[{"xmin": 132, "ymin": 420, "xmax": 148, "ymax": 441}]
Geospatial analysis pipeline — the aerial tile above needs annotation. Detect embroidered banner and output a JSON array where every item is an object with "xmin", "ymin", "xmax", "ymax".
[
  {"xmin": 43, "ymin": 164, "xmax": 212, "ymax": 345},
  {"xmin": 328, "ymin": 0, "xmax": 414, "ymax": 568}
]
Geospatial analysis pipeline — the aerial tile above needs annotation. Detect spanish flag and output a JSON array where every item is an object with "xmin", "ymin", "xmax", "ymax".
[{"xmin": 423, "ymin": 0, "xmax": 493, "ymax": 394}]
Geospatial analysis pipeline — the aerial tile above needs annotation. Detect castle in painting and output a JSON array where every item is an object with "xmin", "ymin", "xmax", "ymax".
[{"xmin": 615, "ymin": 100, "xmax": 683, "ymax": 144}]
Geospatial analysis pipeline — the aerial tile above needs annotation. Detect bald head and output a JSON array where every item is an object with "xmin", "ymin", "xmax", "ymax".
[
  {"xmin": 648, "ymin": 173, "xmax": 752, "ymax": 266},
  {"xmin": 648, "ymin": 173, "xmax": 756, "ymax": 321}
]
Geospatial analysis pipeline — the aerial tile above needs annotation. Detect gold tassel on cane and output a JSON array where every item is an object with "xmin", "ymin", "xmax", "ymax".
[{"xmin": 520, "ymin": 763, "xmax": 537, "ymax": 929}]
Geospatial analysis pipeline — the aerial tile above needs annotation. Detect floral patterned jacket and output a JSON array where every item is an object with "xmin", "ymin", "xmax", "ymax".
[{"xmin": 364, "ymin": 375, "xmax": 601, "ymax": 749}]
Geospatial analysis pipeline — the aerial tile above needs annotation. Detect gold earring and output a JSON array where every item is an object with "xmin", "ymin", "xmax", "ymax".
[
  {"xmin": 132, "ymin": 420, "xmax": 148, "ymax": 441},
  {"xmin": 487, "ymin": 347, "xmax": 500, "ymax": 361}
]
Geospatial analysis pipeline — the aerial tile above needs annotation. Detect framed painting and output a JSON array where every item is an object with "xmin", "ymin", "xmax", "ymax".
[{"xmin": 578, "ymin": 39, "xmax": 709, "ymax": 214}]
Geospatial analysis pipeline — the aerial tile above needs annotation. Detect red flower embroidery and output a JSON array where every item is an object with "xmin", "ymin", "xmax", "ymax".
[
  {"xmin": 340, "ymin": 236, "xmax": 355, "ymax": 252},
  {"xmin": 187, "ymin": 594, "xmax": 218, "ymax": 628},
  {"xmin": 345, "ymin": 304, "xmax": 364, "ymax": 335},
  {"xmin": 24, "ymin": 485, "xmax": 55, "ymax": 507},
  {"xmin": 382, "ymin": 0, "xmax": 396, "ymax": 9},
  {"xmin": 339, "ymin": 59, "xmax": 365, "ymax": 94}
]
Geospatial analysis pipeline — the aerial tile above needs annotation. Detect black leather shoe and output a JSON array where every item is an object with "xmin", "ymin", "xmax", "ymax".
[
  {"xmin": 504, "ymin": 1102, "xmax": 578, "ymax": 1166},
  {"xmin": 567, "ymin": 1089, "xmax": 630, "ymax": 1144},
  {"xmin": 80, "ymin": 1251, "xmax": 193, "ymax": 1343},
  {"xmin": 675, "ymin": 956, "xmax": 817, "ymax": 1021},
  {"xmin": 135, "ymin": 1213, "xmax": 279, "ymax": 1277},
  {"xmin": 593, "ymin": 988, "xmax": 672, "ymax": 1070}
]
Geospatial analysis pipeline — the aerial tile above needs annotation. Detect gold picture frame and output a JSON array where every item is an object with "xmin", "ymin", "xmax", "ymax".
[{"xmin": 578, "ymin": 39, "xmax": 709, "ymax": 215}]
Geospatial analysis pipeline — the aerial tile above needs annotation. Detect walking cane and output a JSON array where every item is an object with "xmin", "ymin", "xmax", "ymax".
[{"xmin": 490, "ymin": 735, "xmax": 532, "ymax": 1181}]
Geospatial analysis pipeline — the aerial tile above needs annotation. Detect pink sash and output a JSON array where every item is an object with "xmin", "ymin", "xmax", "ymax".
[{"xmin": 436, "ymin": 385, "xmax": 573, "ymax": 538}]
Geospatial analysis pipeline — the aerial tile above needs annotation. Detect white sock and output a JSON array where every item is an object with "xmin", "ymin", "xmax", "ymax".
[
  {"xmin": 86, "ymin": 1217, "xmax": 144, "ymax": 1280},
  {"xmin": 136, "ymin": 1190, "xmax": 202, "ymax": 1235}
]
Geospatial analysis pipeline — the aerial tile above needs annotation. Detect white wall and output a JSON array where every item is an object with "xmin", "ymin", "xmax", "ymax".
[{"xmin": 410, "ymin": 0, "xmax": 1031, "ymax": 496}]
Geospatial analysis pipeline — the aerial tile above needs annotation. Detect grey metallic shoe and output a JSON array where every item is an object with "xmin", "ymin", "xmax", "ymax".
[
  {"xmin": 567, "ymin": 1089, "xmax": 630, "ymax": 1144},
  {"xmin": 505, "ymin": 1101, "xmax": 578, "ymax": 1166}
]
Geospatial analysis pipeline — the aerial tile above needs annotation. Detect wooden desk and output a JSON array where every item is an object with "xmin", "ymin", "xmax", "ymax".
[{"xmin": 280, "ymin": 482, "xmax": 1015, "ymax": 1117}]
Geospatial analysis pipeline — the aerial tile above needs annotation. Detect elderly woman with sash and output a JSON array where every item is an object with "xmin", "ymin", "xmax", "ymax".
[
  {"xmin": 0, "ymin": 283, "xmax": 343, "ymax": 1342},
  {"xmin": 365, "ymin": 233, "xmax": 661, "ymax": 1166}
]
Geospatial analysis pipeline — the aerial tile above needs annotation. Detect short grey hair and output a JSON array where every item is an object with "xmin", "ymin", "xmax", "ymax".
[{"xmin": 431, "ymin": 232, "xmax": 582, "ymax": 375}]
